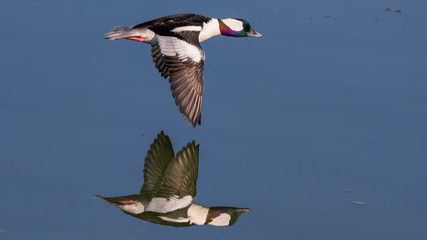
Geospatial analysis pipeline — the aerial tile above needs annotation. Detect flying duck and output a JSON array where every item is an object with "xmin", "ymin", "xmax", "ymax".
[
  {"xmin": 96, "ymin": 131, "xmax": 250, "ymax": 227},
  {"xmin": 105, "ymin": 14, "xmax": 262, "ymax": 127}
]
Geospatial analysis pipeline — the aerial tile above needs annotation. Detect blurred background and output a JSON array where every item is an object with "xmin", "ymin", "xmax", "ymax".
[{"xmin": 1, "ymin": 0, "xmax": 426, "ymax": 239}]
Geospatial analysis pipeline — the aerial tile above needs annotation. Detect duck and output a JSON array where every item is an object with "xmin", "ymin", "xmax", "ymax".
[
  {"xmin": 96, "ymin": 131, "xmax": 250, "ymax": 227},
  {"xmin": 105, "ymin": 14, "xmax": 262, "ymax": 127}
]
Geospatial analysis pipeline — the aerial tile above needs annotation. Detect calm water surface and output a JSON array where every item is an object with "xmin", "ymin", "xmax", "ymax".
[{"xmin": 1, "ymin": 0, "xmax": 426, "ymax": 239}]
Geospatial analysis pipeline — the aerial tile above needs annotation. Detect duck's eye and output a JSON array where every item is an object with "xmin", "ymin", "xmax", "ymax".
[{"xmin": 243, "ymin": 23, "xmax": 250, "ymax": 31}]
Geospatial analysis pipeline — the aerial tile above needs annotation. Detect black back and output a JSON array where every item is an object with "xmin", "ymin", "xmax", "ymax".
[{"xmin": 132, "ymin": 14, "xmax": 211, "ymax": 37}]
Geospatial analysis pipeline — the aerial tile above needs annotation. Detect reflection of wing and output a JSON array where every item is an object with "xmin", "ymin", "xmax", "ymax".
[
  {"xmin": 152, "ymin": 34, "xmax": 204, "ymax": 127},
  {"xmin": 140, "ymin": 131, "xmax": 175, "ymax": 197},
  {"xmin": 158, "ymin": 142, "xmax": 199, "ymax": 198},
  {"xmin": 145, "ymin": 142, "xmax": 199, "ymax": 213}
]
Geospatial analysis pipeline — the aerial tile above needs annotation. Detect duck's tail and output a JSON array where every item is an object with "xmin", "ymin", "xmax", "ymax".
[
  {"xmin": 95, "ymin": 194, "xmax": 141, "ymax": 205},
  {"xmin": 104, "ymin": 26, "xmax": 130, "ymax": 40}
]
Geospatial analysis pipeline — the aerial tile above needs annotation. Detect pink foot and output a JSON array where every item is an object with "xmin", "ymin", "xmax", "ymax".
[
  {"xmin": 126, "ymin": 36, "xmax": 145, "ymax": 42},
  {"xmin": 119, "ymin": 200, "xmax": 136, "ymax": 204}
]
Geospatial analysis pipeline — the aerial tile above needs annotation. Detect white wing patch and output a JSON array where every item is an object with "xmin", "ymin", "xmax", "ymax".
[
  {"xmin": 159, "ymin": 216, "xmax": 189, "ymax": 223},
  {"xmin": 146, "ymin": 195, "xmax": 193, "ymax": 213},
  {"xmin": 187, "ymin": 203, "xmax": 209, "ymax": 225},
  {"xmin": 171, "ymin": 26, "xmax": 202, "ymax": 32},
  {"xmin": 118, "ymin": 201, "xmax": 145, "ymax": 214},
  {"xmin": 157, "ymin": 36, "xmax": 203, "ymax": 63},
  {"xmin": 208, "ymin": 213, "xmax": 231, "ymax": 226}
]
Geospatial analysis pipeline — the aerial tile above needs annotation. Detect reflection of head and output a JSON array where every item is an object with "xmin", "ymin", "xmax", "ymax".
[{"xmin": 206, "ymin": 207, "xmax": 251, "ymax": 226}]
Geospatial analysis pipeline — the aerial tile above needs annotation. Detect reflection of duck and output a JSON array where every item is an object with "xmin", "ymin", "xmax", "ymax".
[
  {"xmin": 105, "ymin": 14, "xmax": 262, "ymax": 127},
  {"xmin": 96, "ymin": 131, "xmax": 250, "ymax": 227}
]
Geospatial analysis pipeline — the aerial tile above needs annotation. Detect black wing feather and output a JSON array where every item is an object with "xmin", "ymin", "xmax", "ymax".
[
  {"xmin": 166, "ymin": 55, "xmax": 204, "ymax": 126},
  {"xmin": 140, "ymin": 131, "xmax": 175, "ymax": 197},
  {"xmin": 154, "ymin": 141, "xmax": 199, "ymax": 199},
  {"xmin": 151, "ymin": 45, "xmax": 169, "ymax": 78}
]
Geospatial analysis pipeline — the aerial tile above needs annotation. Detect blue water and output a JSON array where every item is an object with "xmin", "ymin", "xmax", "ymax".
[{"xmin": 1, "ymin": 0, "xmax": 427, "ymax": 239}]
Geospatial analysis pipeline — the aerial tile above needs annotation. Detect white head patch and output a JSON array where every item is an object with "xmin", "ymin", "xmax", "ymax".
[
  {"xmin": 221, "ymin": 18, "xmax": 244, "ymax": 31},
  {"xmin": 208, "ymin": 213, "xmax": 231, "ymax": 226}
]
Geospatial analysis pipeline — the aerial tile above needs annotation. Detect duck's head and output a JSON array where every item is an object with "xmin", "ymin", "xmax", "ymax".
[
  {"xmin": 219, "ymin": 18, "xmax": 262, "ymax": 37},
  {"xmin": 206, "ymin": 207, "xmax": 251, "ymax": 226}
]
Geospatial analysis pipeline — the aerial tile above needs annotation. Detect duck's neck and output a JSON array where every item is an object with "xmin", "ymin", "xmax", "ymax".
[
  {"xmin": 199, "ymin": 18, "xmax": 221, "ymax": 42},
  {"xmin": 187, "ymin": 203, "xmax": 210, "ymax": 225}
]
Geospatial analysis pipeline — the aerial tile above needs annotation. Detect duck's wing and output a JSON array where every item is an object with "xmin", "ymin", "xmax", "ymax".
[
  {"xmin": 150, "ymin": 32, "xmax": 204, "ymax": 127},
  {"xmin": 140, "ymin": 131, "xmax": 175, "ymax": 197},
  {"xmin": 145, "ymin": 141, "xmax": 199, "ymax": 213},
  {"xmin": 151, "ymin": 45, "xmax": 170, "ymax": 78}
]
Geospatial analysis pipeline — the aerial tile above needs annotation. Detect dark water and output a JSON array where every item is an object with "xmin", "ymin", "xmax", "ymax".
[{"xmin": 1, "ymin": 0, "xmax": 426, "ymax": 239}]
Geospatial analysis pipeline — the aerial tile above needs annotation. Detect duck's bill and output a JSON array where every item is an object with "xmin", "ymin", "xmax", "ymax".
[
  {"xmin": 237, "ymin": 208, "xmax": 251, "ymax": 213},
  {"xmin": 247, "ymin": 29, "xmax": 262, "ymax": 37}
]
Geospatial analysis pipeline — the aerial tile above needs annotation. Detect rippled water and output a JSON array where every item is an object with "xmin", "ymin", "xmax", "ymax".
[{"xmin": 1, "ymin": 0, "xmax": 426, "ymax": 239}]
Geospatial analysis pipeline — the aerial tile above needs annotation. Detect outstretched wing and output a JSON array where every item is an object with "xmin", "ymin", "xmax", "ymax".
[
  {"xmin": 151, "ymin": 45, "xmax": 169, "ymax": 78},
  {"xmin": 145, "ymin": 141, "xmax": 199, "ymax": 213},
  {"xmin": 140, "ymin": 131, "xmax": 175, "ymax": 197},
  {"xmin": 151, "ymin": 32, "xmax": 204, "ymax": 127}
]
